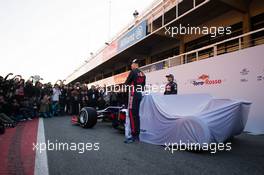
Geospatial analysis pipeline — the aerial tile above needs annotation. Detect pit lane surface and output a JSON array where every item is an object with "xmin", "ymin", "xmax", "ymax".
[
  {"xmin": 42, "ymin": 116, "xmax": 264, "ymax": 175},
  {"xmin": 1, "ymin": 116, "xmax": 264, "ymax": 175}
]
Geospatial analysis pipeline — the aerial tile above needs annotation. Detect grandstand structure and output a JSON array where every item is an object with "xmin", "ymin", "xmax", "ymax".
[
  {"xmin": 65, "ymin": 0, "xmax": 264, "ymax": 134},
  {"xmin": 65, "ymin": 0, "xmax": 263, "ymax": 85}
]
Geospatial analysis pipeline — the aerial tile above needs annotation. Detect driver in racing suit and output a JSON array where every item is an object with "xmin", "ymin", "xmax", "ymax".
[
  {"xmin": 164, "ymin": 74, "xmax": 177, "ymax": 95},
  {"xmin": 124, "ymin": 59, "xmax": 146, "ymax": 143}
]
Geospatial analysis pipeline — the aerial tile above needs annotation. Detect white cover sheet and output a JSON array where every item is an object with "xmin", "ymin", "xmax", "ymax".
[{"xmin": 139, "ymin": 93, "xmax": 251, "ymax": 145}]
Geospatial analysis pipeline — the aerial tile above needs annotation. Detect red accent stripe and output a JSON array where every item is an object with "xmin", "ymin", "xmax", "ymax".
[
  {"xmin": 0, "ymin": 118, "xmax": 39, "ymax": 175},
  {"xmin": 131, "ymin": 82, "xmax": 135, "ymax": 96},
  {"xmin": 119, "ymin": 113, "xmax": 126, "ymax": 121}
]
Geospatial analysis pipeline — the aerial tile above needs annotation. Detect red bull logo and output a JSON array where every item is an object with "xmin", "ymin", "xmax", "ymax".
[{"xmin": 198, "ymin": 74, "xmax": 209, "ymax": 80}]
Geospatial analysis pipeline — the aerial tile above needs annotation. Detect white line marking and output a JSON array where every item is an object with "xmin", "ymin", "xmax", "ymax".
[{"xmin": 34, "ymin": 118, "xmax": 49, "ymax": 175}]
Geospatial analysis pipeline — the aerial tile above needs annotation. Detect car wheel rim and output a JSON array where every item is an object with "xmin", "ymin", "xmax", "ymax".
[
  {"xmin": 80, "ymin": 110, "xmax": 89, "ymax": 124},
  {"xmin": 80, "ymin": 112, "xmax": 85, "ymax": 123}
]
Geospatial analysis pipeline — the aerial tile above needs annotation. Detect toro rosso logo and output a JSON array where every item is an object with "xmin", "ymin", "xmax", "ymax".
[{"xmin": 191, "ymin": 74, "xmax": 223, "ymax": 86}]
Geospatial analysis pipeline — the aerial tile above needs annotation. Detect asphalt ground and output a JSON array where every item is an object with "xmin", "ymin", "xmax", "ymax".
[{"xmin": 43, "ymin": 116, "xmax": 264, "ymax": 175}]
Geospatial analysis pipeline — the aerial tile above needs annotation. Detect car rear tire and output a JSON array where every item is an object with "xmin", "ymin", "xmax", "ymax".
[{"xmin": 79, "ymin": 107, "xmax": 97, "ymax": 128}]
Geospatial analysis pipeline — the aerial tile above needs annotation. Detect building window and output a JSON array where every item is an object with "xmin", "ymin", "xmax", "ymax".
[{"xmin": 251, "ymin": 13, "xmax": 264, "ymax": 46}]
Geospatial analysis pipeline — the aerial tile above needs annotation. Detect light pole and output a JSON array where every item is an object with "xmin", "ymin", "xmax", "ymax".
[{"xmin": 108, "ymin": 0, "xmax": 112, "ymax": 40}]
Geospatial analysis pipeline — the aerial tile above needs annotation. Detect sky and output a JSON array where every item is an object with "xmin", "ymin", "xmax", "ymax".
[{"xmin": 0, "ymin": 0, "xmax": 154, "ymax": 83}]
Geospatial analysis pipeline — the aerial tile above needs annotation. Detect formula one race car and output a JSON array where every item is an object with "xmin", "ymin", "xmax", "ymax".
[
  {"xmin": 72, "ymin": 93, "xmax": 251, "ymax": 147},
  {"xmin": 71, "ymin": 106, "xmax": 127, "ymax": 130}
]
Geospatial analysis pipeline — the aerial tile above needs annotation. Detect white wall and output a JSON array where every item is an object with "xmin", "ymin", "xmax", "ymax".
[{"xmin": 146, "ymin": 45, "xmax": 264, "ymax": 134}]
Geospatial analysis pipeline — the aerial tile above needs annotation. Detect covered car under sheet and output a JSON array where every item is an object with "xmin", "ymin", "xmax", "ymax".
[{"xmin": 139, "ymin": 94, "xmax": 251, "ymax": 145}]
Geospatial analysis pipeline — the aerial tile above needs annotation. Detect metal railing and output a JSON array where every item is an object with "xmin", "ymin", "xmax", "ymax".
[{"xmin": 140, "ymin": 28, "xmax": 264, "ymax": 73}]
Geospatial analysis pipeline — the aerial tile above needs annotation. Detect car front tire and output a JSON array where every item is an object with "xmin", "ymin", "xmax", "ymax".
[{"xmin": 79, "ymin": 107, "xmax": 97, "ymax": 128}]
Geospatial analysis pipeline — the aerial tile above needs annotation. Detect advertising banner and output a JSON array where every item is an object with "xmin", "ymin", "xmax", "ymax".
[
  {"xmin": 118, "ymin": 20, "xmax": 147, "ymax": 52},
  {"xmin": 114, "ymin": 71, "xmax": 129, "ymax": 84}
]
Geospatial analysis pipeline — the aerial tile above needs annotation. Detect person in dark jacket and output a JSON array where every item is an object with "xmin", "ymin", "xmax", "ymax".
[
  {"xmin": 124, "ymin": 59, "xmax": 146, "ymax": 143},
  {"xmin": 24, "ymin": 80, "xmax": 35, "ymax": 98},
  {"xmin": 59, "ymin": 85, "xmax": 67, "ymax": 115},
  {"xmin": 79, "ymin": 84, "xmax": 89, "ymax": 109},
  {"xmin": 71, "ymin": 86, "xmax": 80, "ymax": 116},
  {"xmin": 164, "ymin": 74, "xmax": 177, "ymax": 95},
  {"xmin": 88, "ymin": 85, "xmax": 98, "ymax": 108}
]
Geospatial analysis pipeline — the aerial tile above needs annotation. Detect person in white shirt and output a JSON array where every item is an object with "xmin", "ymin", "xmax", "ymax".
[{"xmin": 51, "ymin": 84, "xmax": 61, "ymax": 116}]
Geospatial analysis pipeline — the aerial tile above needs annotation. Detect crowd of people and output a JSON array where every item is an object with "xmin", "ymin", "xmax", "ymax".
[
  {"xmin": 0, "ymin": 73, "xmax": 127, "ymax": 134},
  {"xmin": 0, "ymin": 65, "xmax": 177, "ymax": 137}
]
